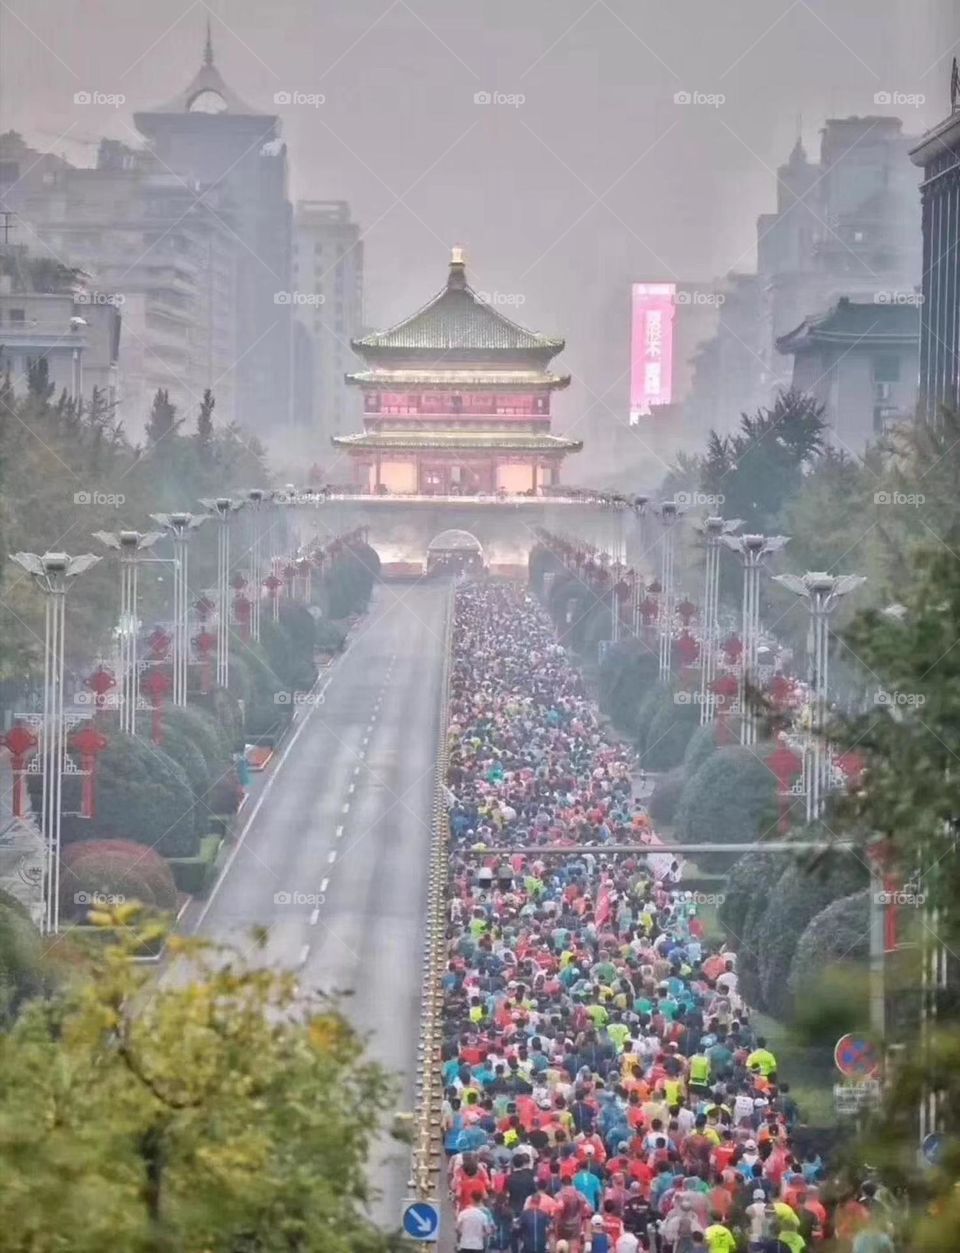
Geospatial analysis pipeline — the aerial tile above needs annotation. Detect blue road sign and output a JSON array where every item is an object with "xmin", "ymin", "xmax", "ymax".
[
  {"xmin": 402, "ymin": 1200, "xmax": 441, "ymax": 1242},
  {"xmin": 922, "ymin": 1132, "xmax": 943, "ymax": 1166},
  {"xmin": 834, "ymin": 1033, "xmax": 880, "ymax": 1078}
]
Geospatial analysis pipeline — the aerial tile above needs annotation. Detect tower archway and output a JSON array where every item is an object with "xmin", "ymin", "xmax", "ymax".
[{"xmin": 426, "ymin": 529, "xmax": 484, "ymax": 575}]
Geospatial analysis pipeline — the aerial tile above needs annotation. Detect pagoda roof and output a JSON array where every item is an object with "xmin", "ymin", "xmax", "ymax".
[
  {"xmin": 777, "ymin": 296, "xmax": 918, "ymax": 355},
  {"xmin": 352, "ymin": 249, "xmax": 565, "ymax": 361},
  {"xmin": 346, "ymin": 368, "xmax": 571, "ymax": 390},
  {"xmin": 141, "ymin": 22, "xmax": 267, "ymax": 117},
  {"xmin": 331, "ymin": 431, "xmax": 582, "ymax": 454}
]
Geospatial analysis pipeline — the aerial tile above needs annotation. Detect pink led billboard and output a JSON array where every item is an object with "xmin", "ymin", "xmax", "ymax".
[{"xmin": 630, "ymin": 282, "xmax": 676, "ymax": 422}]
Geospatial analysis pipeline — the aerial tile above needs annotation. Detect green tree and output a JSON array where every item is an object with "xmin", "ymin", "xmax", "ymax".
[
  {"xmin": 195, "ymin": 387, "xmax": 215, "ymax": 468},
  {"xmin": 145, "ymin": 388, "xmax": 181, "ymax": 446},
  {"xmin": 0, "ymin": 918, "xmax": 395, "ymax": 1252},
  {"xmin": 674, "ymin": 745, "xmax": 778, "ymax": 872}
]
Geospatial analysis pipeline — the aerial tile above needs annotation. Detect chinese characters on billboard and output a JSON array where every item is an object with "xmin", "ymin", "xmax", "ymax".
[{"xmin": 630, "ymin": 282, "xmax": 676, "ymax": 423}]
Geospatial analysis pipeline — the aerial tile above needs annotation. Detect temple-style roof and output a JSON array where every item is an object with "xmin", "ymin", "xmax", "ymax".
[
  {"xmin": 777, "ymin": 297, "xmax": 919, "ymax": 355},
  {"xmin": 352, "ymin": 249, "xmax": 565, "ymax": 362},
  {"xmin": 346, "ymin": 368, "xmax": 571, "ymax": 390},
  {"xmin": 331, "ymin": 431, "xmax": 582, "ymax": 454},
  {"xmin": 143, "ymin": 22, "xmax": 267, "ymax": 117}
]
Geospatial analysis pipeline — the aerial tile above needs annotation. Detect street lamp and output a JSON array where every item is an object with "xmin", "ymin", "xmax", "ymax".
[
  {"xmin": 655, "ymin": 501, "xmax": 681, "ymax": 682},
  {"xmin": 9, "ymin": 550, "xmax": 100, "ymax": 933},
  {"xmin": 244, "ymin": 488, "xmax": 272, "ymax": 643},
  {"xmin": 200, "ymin": 497, "xmax": 245, "ymax": 689},
  {"xmin": 771, "ymin": 571, "xmax": 865, "ymax": 817},
  {"xmin": 695, "ymin": 516, "xmax": 742, "ymax": 725},
  {"xmin": 149, "ymin": 513, "xmax": 207, "ymax": 706},
  {"xmin": 722, "ymin": 533, "xmax": 790, "ymax": 746},
  {"xmin": 93, "ymin": 530, "xmax": 164, "ymax": 735}
]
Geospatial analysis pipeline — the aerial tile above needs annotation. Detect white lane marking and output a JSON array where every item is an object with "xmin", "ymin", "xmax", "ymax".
[
  {"xmin": 342, "ymin": 802, "xmax": 350, "ymax": 813},
  {"xmin": 298, "ymin": 943, "xmax": 310, "ymax": 966},
  {"xmin": 348, "ymin": 781, "xmax": 355, "ymax": 794},
  {"xmin": 335, "ymin": 825, "xmax": 344, "ymax": 839},
  {"xmin": 328, "ymin": 850, "xmax": 337, "ymax": 864},
  {"xmin": 320, "ymin": 877, "xmax": 329, "ymax": 892},
  {"xmin": 309, "ymin": 907, "xmax": 320, "ymax": 925}
]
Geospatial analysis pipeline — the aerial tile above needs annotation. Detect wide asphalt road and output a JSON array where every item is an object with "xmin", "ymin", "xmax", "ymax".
[{"xmin": 188, "ymin": 578, "xmax": 450, "ymax": 1231}]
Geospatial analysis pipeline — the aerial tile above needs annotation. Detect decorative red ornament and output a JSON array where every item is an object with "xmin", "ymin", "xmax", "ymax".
[
  {"xmin": 194, "ymin": 595, "xmax": 216, "ymax": 622},
  {"xmin": 835, "ymin": 750, "xmax": 865, "ymax": 788},
  {"xmin": 711, "ymin": 674, "xmax": 739, "ymax": 701},
  {"xmin": 0, "ymin": 723, "xmax": 38, "ymax": 817},
  {"xmin": 721, "ymin": 634, "xmax": 743, "ymax": 663},
  {"xmin": 68, "ymin": 724, "xmax": 108, "ymax": 818},
  {"xmin": 230, "ymin": 572, "xmax": 248, "ymax": 591},
  {"xmin": 674, "ymin": 631, "xmax": 700, "ymax": 668},
  {"xmin": 234, "ymin": 593, "xmax": 252, "ymax": 640},
  {"xmin": 146, "ymin": 627, "xmax": 172, "ymax": 662},
  {"xmin": 767, "ymin": 673, "xmax": 794, "ymax": 707},
  {"xmin": 193, "ymin": 630, "xmax": 218, "ymax": 695},
  {"xmin": 84, "ymin": 665, "xmax": 117, "ymax": 711},
  {"xmin": 638, "ymin": 597, "xmax": 658, "ymax": 625},
  {"xmin": 141, "ymin": 669, "xmax": 173, "ymax": 744},
  {"xmin": 766, "ymin": 737, "xmax": 804, "ymax": 832},
  {"xmin": 264, "ymin": 573, "xmax": 283, "ymax": 596},
  {"xmin": 677, "ymin": 599, "xmax": 697, "ymax": 625}
]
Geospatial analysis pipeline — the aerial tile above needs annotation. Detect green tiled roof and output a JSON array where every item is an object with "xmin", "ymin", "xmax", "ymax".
[
  {"xmin": 777, "ymin": 297, "xmax": 919, "ymax": 354},
  {"xmin": 331, "ymin": 431, "xmax": 582, "ymax": 453}
]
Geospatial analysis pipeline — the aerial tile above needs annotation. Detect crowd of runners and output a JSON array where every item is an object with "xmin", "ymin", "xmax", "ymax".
[{"xmin": 440, "ymin": 582, "xmax": 896, "ymax": 1253}]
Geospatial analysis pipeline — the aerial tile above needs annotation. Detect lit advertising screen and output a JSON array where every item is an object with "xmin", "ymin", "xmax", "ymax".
[{"xmin": 630, "ymin": 282, "xmax": 676, "ymax": 422}]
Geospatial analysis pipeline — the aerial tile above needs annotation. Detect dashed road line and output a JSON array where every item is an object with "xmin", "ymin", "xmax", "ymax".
[
  {"xmin": 328, "ymin": 850, "xmax": 337, "ymax": 864},
  {"xmin": 298, "ymin": 943, "xmax": 310, "ymax": 966},
  {"xmin": 342, "ymin": 802, "xmax": 350, "ymax": 814},
  {"xmin": 320, "ymin": 877, "xmax": 329, "ymax": 892},
  {"xmin": 335, "ymin": 824, "xmax": 344, "ymax": 839},
  {"xmin": 309, "ymin": 907, "xmax": 320, "ymax": 925}
]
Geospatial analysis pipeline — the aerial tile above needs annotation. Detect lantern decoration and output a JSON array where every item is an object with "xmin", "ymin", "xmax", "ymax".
[
  {"xmin": 0, "ymin": 723, "xmax": 39, "ymax": 817},
  {"xmin": 677, "ymin": 599, "xmax": 697, "ymax": 626},
  {"xmin": 711, "ymin": 673, "xmax": 740, "ymax": 743},
  {"xmin": 868, "ymin": 838, "xmax": 902, "ymax": 953},
  {"xmin": 638, "ymin": 596, "xmax": 658, "ymax": 625},
  {"xmin": 765, "ymin": 735, "xmax": 804, "ymax": 832},
  {"xmin": 194, "ymin": 594, "xmax": 216, "ymax": 623},
  {"xmin": 674, "ymin": 630, "xmax": 700, "ymax": 670},
  {"xmin": 193, "ymin": 629, "xmax": 218, "ymax": 694},
  {"xmin": 84, "ymin": 664, "xmax": 117, "ymax": 712},
  {"xmin": 767, "ymin": 673, "xmax": 795, "ymax": 708},
  {"xmin": 721, "ymin": 634, "xmax": 743, "ymax": 664},
  {"xmin": 141, "ymin": 669, "xmax": 173, "ymax": 744},
  {"xmin": 230, "ymin": 572, "xmax": 247, "ymax": 592},
  {"xmin": 146, "ymin": 627, "xmax": 172, "ymax": 662},
  {"xmin": 67, "ymin": 723, "xmax": 108, "ymax": 819},
  {"xmin": 835, "ymin": 750, "xmax": 865, "ymax": 789}
]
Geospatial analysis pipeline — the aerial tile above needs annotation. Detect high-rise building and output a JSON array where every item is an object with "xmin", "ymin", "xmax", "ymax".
[
  {"xmin": 133, "ymin": 26, "xmax": 293, "ymax": 432},
  {"xmin": 335, "ymin": 249, "xmax": 581, "ymax": 495},
  {"xmin": 292, "ymin": 200, "xmax": 364, "ymax": 442},
  {"xmin": 909, "ymin": 69, "xmax": 960, "ymax": 417}
]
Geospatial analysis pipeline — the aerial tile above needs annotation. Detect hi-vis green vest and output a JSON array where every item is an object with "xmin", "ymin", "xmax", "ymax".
[{"xmin": 690, "ymin": 1054, "xmax": 711, "ymax": 1084}]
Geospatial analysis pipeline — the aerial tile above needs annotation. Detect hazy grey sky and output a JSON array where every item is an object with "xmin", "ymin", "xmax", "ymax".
[{"xmin": 3, "ymin": 0, "xmax": 959, "ymax": 447}]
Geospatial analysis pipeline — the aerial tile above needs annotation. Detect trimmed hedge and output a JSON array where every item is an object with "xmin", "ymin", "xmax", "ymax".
[
  {"xmin": 168, "ymin": 834, "xmax": 223, "ymax": 896},
  {"xmin": 683, "ymin": 722, "xmax": 720, "ymax": 775},
  {"xmin": 674, "ymin": 745, "xmax": 779, "ymax": 873},
  {"xmin": 648, "ymin": 767, "xmax": 685, "ymax": 826},
  {"xmin": 788, "ymin": 888, "xmax": 870, "ymax": 1021},
  {"xmin": 641, "ymin": 689, "xmax": 699, "ymax": 770},
  {"xmin": 0, "ymin": 897, "xmax": 45, "ymax": 1023},
  {"xmin": 60, "ymin": 838, "xmax": 179, "ymax": 919}
]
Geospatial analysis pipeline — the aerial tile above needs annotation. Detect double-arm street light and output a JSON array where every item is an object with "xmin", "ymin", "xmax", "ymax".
[
  {"xmin": 696, "ymin": 516, "xmax": 742, "ymax": 725},
  {"xmin": 200, "ymin": 497, "xmax": 245, "ymax": 688},
  {"xmin": 655, "ymin": 501, "xmax": 681, "ymax": 682},
  {"xmin": 771, "ymin": 571, "xmax": 865, "ymax": 817},
  {"xmin": 244, "ymin": 488, "xmax": 273, "ymax": 643},
  {"xmin": 93, "ymin": 530, "xmax": 165, "ymax": 735},
  {"xmin": 9, "ymin": 550, "xmax": 100, "ymax": 933},
  {"xmin": 149, "ymin": 513, "xmax": 207, "ymax": 706},
  {"xmin": 722, "ymin": 533, "xmax": 790, "ymax": 746}
]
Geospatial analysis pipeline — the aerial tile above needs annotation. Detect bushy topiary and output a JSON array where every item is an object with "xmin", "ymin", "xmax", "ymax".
[
  {"xmin": 683, "ymin": 722, "xmax": 720, "ymax": 776},
  {"xmin": 648, "ymin": 768, "xmax": 685, "ymax": 826},
  {"xmin": 674, "ymin": 745, "xmax": 779, "ymax": 872},
  {"xmin": 788, "ymin": 889, "xmax": 870, "ymax": 1031},
  {"xmin": 60, "ymin": 838, "xmax": 178, "ymax": 919},
  {"xmin": 0, "ymin": 892, "xmax": 45, "ymax": 1022},
  {"xmin": 641, "ymin": 689, "xmax": 699, "ymax": 770},
  {"xmin": 718, "ymin": 849, "xmax": 786, "ymax": 940},
  {"xmin": 597, "ymin": 641, "xmax": 659, "ymax": 735},
  {"xmin": 88, "ymin": 733, "xmax": 200, "ymax": 856}
]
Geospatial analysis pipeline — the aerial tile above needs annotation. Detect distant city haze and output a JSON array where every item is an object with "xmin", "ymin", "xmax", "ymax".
[{"xmin": 2, "ymin": 0, "xmax": 958, "ymax": 473}]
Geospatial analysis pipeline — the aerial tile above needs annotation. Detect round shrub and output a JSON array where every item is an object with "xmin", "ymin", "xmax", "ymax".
[
  {"xmin": 789, "ymin": 889, "xmax": 870, "ymax": 1038},
  {"xmin": 89, "ymin": 733, "xmax": 199, "ymax": 856},
  {"xmin": 684, "ymin": 722, "xmax": 720, "ymax": 775},
  {"xmin": 60, "ymin": 838, "xmax": 178, "ymax": 919},
  {"xmin": 642, "ymin": 689, "xmax": 699, "ymax": 770},
  {"xmin": 0, "ymin": 898, "xmax": 45, "ymax": 1022},
  {"xmin": 648, "ymin": 767, "xmax": 685, "ymax": 826},
  {"xmin": 674, "ymin": 745, "xmax": 779, "ymax": 873}
]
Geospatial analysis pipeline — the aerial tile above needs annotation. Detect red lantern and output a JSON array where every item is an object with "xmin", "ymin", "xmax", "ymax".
[
  {"xmin": 675, "ymin": 630, "xmax": 700, "ymax": 668},
  {"xmin": 721, "ymin": 634, "xmax": 743, "ymax": 664},
  {"xmin": 767, "ymin": 673, "xmax": 794, "ymax": 708},
  {"xmin": 67, "ymin": 724, "xmax": 108, "ymax": 818},
  {"xmin": 230, "ymin": 572, "xmax": 248, "ymax": 592},
  {"xmin": 0, "ymin": 723, "xmax": 38, "ymax": 817},
  {"xmin": 638, "ymin": 596, "xmax": 658, "ymax": 625},
  {"xmin": 194, "ymin": 595, "xmax": 216, "ymax": 623},
  {"xmin": 141, "ymin": 669, "xmax": 173, "ymax": 744},
  {"xmin": 84, "ymin": 665, "xmax": 117, "ymax": 712},
  {"xmin": 835, "ymin": 750, "xmax": 865, "ymax": 788},
  {"xmin": 677, "ymin": 599, "xmax": 697, "ymax": 625},
  {"xmin": 766, "ymin": 738, "xmax": 803, "ymax": 832},
  {"xmin": 146, "ymin": 627, "xmax": 172, "ymax": 662}
]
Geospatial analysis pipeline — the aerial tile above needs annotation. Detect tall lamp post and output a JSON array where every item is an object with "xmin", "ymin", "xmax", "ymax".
[
  {"xmin": 93, "ymin": 530, "xmax": 164, "ymax": 735},
  {"xmin": 150, "ymin": 513, "xmax": 207, "ymax": 706},
  {"xmin": 722, "ymin": 533, "xmax": 790, "ymax": 746},
  {"xmin": 696, "ymin": 516, "xmax": 742, "ymax": 725},
  {"xmin": 655, "ymin": 501, "xmax": 681, "ymax": 682},
  {"xmin": 9, "ymin": 551, "xmax": 100, "ymax": 933},
  {"xmin": 200, "ymin": 497, "xmax": 244, "ymax": 689},
  {"xmin": 245, "ymin": 488, "xmax": 272, "ymax": 643},
  {"xmin": 771, "ymin": 571, "xmax": 865, "ymax": 817}
]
